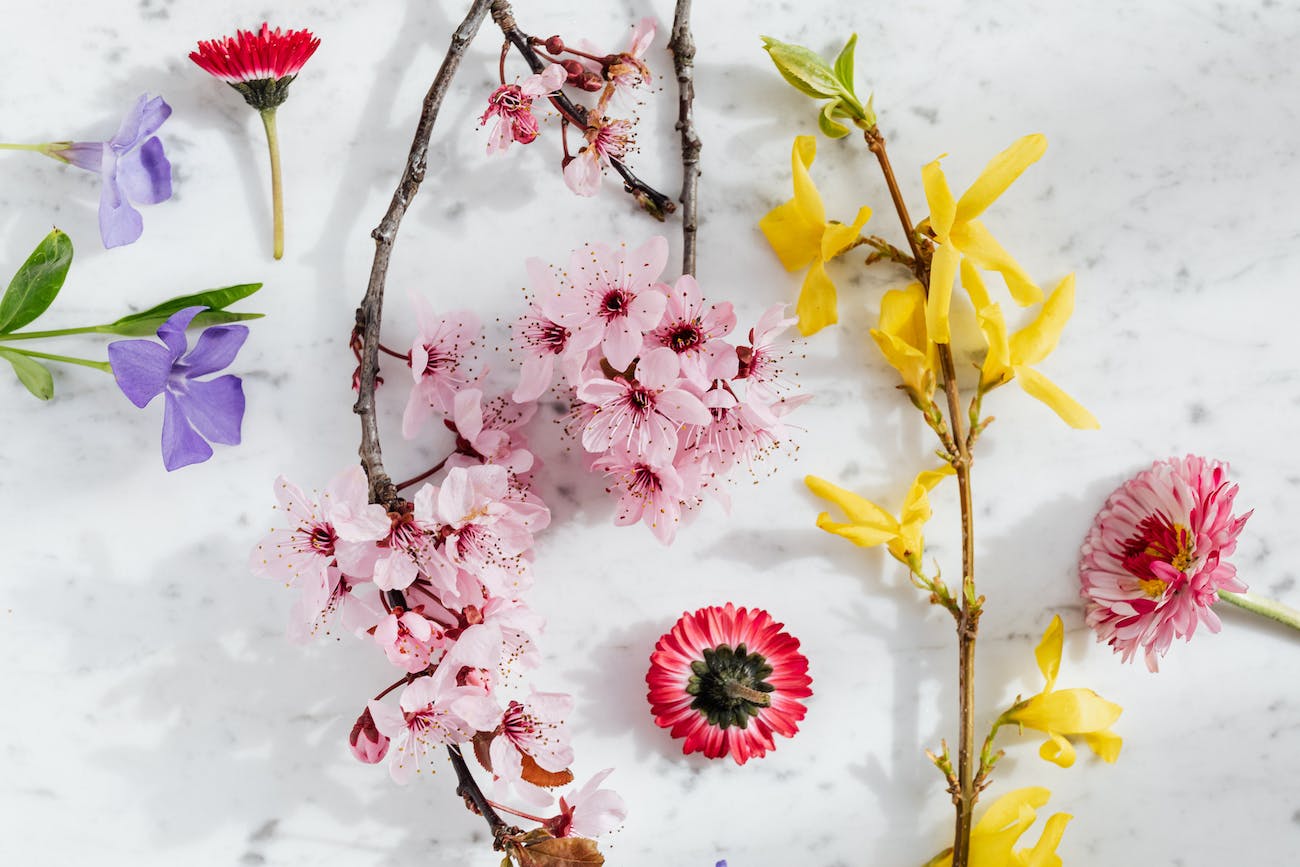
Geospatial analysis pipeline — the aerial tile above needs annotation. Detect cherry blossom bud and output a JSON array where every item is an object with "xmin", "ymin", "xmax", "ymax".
[
  {"xmin": 561, "ymin": 59, "xmax": 585, "ymax": 83},
  {"xmin": 457, "ymin": 665, "xmax": 494, "ymax": 694},
  {"xmin": 577, "ymin": 71, "xmax": 604, "ymax": 92},
  {"xmin": 349, "ymin": 707, "xmax": 390, "ymax": 763},
  {"xmin": 545, "ymin": 35, "xmax": 565, "ymax": 54}
]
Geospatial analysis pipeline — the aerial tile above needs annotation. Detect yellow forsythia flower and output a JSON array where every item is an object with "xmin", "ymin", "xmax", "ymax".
[
  {"xmin": 869, "ymin": 282, "xmax": 936, "ymax": 407},
  {"xmin": 805, "ymin": 465, "xmax": 953, "ymax": 572},
  {"xmin": 963, "ymin": 260, "xmax": 1099, "ymax": 429},
  {"xmin": 1001, "ymin": 615, "xmax": 1123, "ymax": 768},
  {"xmin": 925, "ymin": 787, "xmax": 1072, "ymax": 867},
  {"xmin": 759, "ymin": 136, "xmax": 872, "ymax": 335},
  {"xmin": 921, "ymin": 134, "xmax": 1047, "ymax": 343}
]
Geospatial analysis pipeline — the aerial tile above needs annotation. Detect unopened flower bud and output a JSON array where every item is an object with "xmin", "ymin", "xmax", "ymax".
[
  {"xmin": 578, "ymin": 71, "xmax": 604, "ymax": 92},
  {"xmin": 457, "ymin": 666, "xmax": 493, "ymax": 694},
  {"xmin": 349, "ymin": 707, "xmax": 390, "ymax": 763},
  {"xmin": 545, "ymin": 35, "xmax": 565, "ymax": 54},
  {"xmin": 561, "ymin": 59, "xmax": 585, "ymax": 83}
]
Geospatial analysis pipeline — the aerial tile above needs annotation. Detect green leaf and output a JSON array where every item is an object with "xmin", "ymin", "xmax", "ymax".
[
  {"xmin": 101, "ymin": 310, "xmax": 264, "ymax": 337},
  {"xmin": 761, "ymin": 37, "xmax": 846, "ymax": 100},
  {"xmin": 0, "ymin": 229, "xmax": 73, "ymax": 334},
  {"xmin": 833, "ymin": 34, "xmax": 858, "ymax": 95},
  {"xmin": 0, "ymin": 347, "xmax": 54, "ymax": 400},
  {"xmin": 819, "ymin": 100, "xmax": 851, "ymax": 138},
  {"xmin": 108, "ymin": 283, "xmax": 263, "ymax": 330}
]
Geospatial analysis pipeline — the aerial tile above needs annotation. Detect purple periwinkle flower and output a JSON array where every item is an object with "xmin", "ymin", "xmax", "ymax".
[
  {"xmin": 53, "ymin": 94, "xmax": 174, "ymax": 249},
  {"xmin": 107, "ymin": 306, "xmax": 247, "ymax": 471}
]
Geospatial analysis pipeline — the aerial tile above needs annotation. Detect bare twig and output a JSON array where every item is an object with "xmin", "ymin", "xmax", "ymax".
[
  {"xmin": 669, "ymin": 0, "xmax": 701, "ymax": 275},
  {"xmin": 350, "ymin": 0, "xmax": 511, "ymax": 854},
  {"xmin": 862, "ymin": 124, "xmax": 981, "ymax": 867},
  {"xmin": 489, "ymin": 0, "xmax": 676, "ymax": 220},
  {"xmin": 354, "ymin": 0, "xmax": 493, "ymax": 509}
]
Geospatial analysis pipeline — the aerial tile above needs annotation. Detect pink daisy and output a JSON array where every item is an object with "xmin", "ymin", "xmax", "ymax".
[
  {"xmin": 646, "ymin": 604, "xmax": 812, "ymax": 765},
  {"xmin": 1079, "ymin": 455, "xmax": 1252, "ymax": 671},
  {"xmin": 645, "ymin": 274, "xmax": 738, "ymax": 387},
  {"xmin": 577, "ymin": 346, "xmax": 711, "ymax": 463}
]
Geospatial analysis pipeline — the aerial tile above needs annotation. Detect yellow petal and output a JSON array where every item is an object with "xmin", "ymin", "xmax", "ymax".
[
  {"xmin": 791, "ymin": 135, "xmax": 826, "ymax": 226},
  {"xmin": 1012, "ymin": 688, "xmax": 1124, "ymax": 736},
  {"xmin": 1082, "ymin": 729, "xmax": 1123, "ymax": 764},
  {"xmin": 871, "ymin": 283, "xmax": 932, "ymax": 396},
  {"xmin": 1034, "ymin": 614, "xmax": 1063, "ymax": 692},
  {"xmin": 822, "ymin": 205, "xmax": 873, "ymax": 261},
  {"xmin": 970, "ymin": 788, "xmax": 1047, "ymax": 867},
  {"xmin": 795, "ymin": 260, "xmax": 838, "ymax": 335},
  {"xmin": 759, "ymin": 198, "xmax": 822, "ymax": 272},
  {"xmin": 974, "ymin": 787, "xmax": 1051, "ymax": 835},
  {"xmin": 1037, "ymin": 731, "xmax": 1077, "ymax": 768},
  {"xmin": 1015, "ymin": 365, "xmax": 1100, "ymax": 429},
  {"xmin": 870, "ymin": 327, "xmax": 929, "ymax": 397},
  {"xmin": 1009, "ymin": 274, "xmax": 1074, "ymax": 366},
  {"xmin": 960, "ymin": 257, "xmax": 993, "ymax": 312},
  {"xmin": 950, "ymin": 219, "xmax": 1042, "ymax": 306},
  {"xmin": 1019, "ymin": 812, "xmax": 1072, "ymax": 867},
  {"xmin": 817, "ymin": 514, "xmax": 899, "ymax": 548},
  {"xmin": 954, "ymin": 134, "xmax": 1048, "ymax": 223},
  {"xmin": 806, "ymin": 475, "xmax": 898, "ymax": 531},
  {"xmin": 922, "ymin": 157, "xmax": 957, "ymax": 239},
  {"xmin": 926, "ymin": 242, "xmax": 960, "ymax": 344}
]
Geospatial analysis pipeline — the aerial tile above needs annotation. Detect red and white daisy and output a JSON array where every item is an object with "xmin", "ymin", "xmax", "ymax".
[
  {"xmin": 189, "ymin": 22, "xmax": 320, "ymax": 107},
  {"xmin": 1079, "ymin": 455, "xmax": 1252, "ymax": 671},
  {"xmin": 646, "ymin": 603, "xmax": 812, "ymax": 765}
]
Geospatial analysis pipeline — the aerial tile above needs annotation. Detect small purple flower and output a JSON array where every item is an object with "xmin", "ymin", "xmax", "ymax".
[
  {"xmin": 53, "ymin": 94, "xmax": 173, "ymax": 249},
  {"xmin": 107, "ymin": 306, "xmax": 247, "ymax": 471}
]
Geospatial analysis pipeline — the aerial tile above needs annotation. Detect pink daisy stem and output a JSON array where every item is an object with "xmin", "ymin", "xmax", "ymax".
[{"xmin": 1219, "ymin": 590, "xmax": 1300, "ymax": 632}]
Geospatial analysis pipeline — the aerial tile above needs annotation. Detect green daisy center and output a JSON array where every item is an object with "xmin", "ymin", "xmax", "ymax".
[{"xmin": 686, "ymin": 642, "xmax": 775, "ymax": 730}]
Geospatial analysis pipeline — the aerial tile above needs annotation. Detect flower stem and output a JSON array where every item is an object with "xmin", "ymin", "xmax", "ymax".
[
  {"xmin": 863, "ymin": 125, "xmax": 980, "ymax": 867},
  {"xmin": 1219, "ymin": 590, "xmax": 1300, "ymax": 632},
  {"xmin": 259, "ymin": 108, "xmax": 285, "ymax": 260},
  {"xmin": 724, "ymin": 680, "xmax": 772, "ymax": 707},
  {"xmin": 486, "ymin": 799, "xmax": 549, "ymax": 824},
  {"xmin": 394, "ymin": 455, "xmax": 451, "ymax": 492},
  {"xmin": 0, "ymin": 142, "xmax": 50, "ymax": 153},
  {"xmin": 3, "ymin": 346, "xmax": 111, "ymax": 372},
  {"xmin": 0, "ymin": 325, "xmax": 112, "ymax": 341}
]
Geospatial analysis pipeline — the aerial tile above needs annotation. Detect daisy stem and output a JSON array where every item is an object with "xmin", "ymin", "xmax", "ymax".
[
  {"xmin": 724, "ymin": 681, "xmax": 772, "ymax": 707},
  {"xmin": 3, "ymin": 346, "xmax": 111, "ymax": 372},
  {"xmin": 259, "ymin": 108, "xmax": 285, "ymax": 260},
  {"xmin": 863, "ymin": 124, "xmax": 980, "ymax": 867},
  {"xmin": 1219, "ymin": 590, "xmax": 1300, "ymax": 632}
]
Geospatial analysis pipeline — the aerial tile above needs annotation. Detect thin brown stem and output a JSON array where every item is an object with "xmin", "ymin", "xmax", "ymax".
[
  {"xmin": 490, "ymin": 0, "xmax": 676, "ymax": 220},
  {"xmin": 669, "ymin": 0, "xmax": 701, "ymax": 275},
  {"xmin": 394, "ymin": 455, "xmax": 451, "ymax": 492},
  {"xmin": 448, "ymin": 744, "xmax": 521, "ymax": 848},
  {"xmin": 354, "ymin": 0, "xmax": 492, "ymax": 510},
  {"xmin": 863, "ymin": 125, "xmax": 981, "ymax": 867}
]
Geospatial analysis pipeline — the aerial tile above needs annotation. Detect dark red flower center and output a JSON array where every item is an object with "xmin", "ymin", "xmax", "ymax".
[
  {"xmin": 668, "ymin": 322, "xmax": 702, "ymax": 353},
  {"xmin": 686, "ymin": 642, "xmax": 774, "ymax": 730},
  {"xmin": 1120, "ymin": 512, "xmax": 1196, "ymax": 596},
  {"xmin": 600, "ymin": 288, "xmax": 629, "ymax": 318}
]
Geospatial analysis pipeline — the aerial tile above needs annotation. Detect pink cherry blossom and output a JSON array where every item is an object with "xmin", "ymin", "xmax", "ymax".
[
  {"xmin": 288, "ymin": 565, "xmax": 383, "ymax": 643},
  {"xmin": 349, "ymin": 707, "xmax": 390, "ymax": 764},
  {"xmin": 354, "ymin": 502, "xmax": 439, "ymax": 592},
  {"xmin": 737, "ymin": 303, "xmax": 799, "ymax": 402},
  {"xmin": 512, "ymin": 259, "xmax": 602, "ymax": 402},
  {"xmin": 1080, "ymin": 455, "xmax": 1252, "ymax": 671},
  {"xmin": 482, "ymin": 596, "xmax": 545, "ymax": 678},
  {"xmin": 563, "ymin": 117, "xmax": 635, "ymax": 197},
  {"xmin": 549, "ymin": 238, "xmax": 668, "ymax": 369},
  {"xmin": 402, "ymin": 297, "xmax": 481, "ymax": 438},
  {"xmin": 448, "ymin": 388, "xmax": 536, "ymax": 477},
  {"xmin": 645, "ymin": 274, "xmax": 737, "ymax": 387},
  {"xmin": 606, "ymin": 18, "xmax": 655, "ymax": 94},
  {"xmin": 251, "ymin": 465, "xmax": 389, "ymax": 586},
  {"xmin": 547, "ymin": 769, "xmax": 628, "ymax": 838},
  {"xmin": 682, "ymin": 387, "xmax": 808, "ymax": 477},
  {"xmin": 479, "ymin": 64, "xmax": 565, "ymax": 154},
  {"xmin": 374, "ymin": 608, "xmax": 447, "ymax": 673},
  {"xmin": 594, "ymin": 451, "xmax": 687, "ymax": 544},
  {"xmin": 463, "ymin": 690, "xmax": 575, "ymax": 807},
  {"xmin": 578, "ymin": 346, "xmax": 711, "ymax": 463}
]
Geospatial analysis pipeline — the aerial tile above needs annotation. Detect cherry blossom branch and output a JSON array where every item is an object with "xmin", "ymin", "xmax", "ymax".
[
  {"xmin": 862, "ymin": 124, "xmax": 981, "ymax": 867},
  {"xmin": 669, "ymin": 0, "xmax": 701, "ymax": 276},
  {"xmin": 354, "ymin": 0, "xmax": 493, "ymax": 510},
  {"xmin": 489, "ymin": 0, "xmax": 676, "ymax": 220},
  {"xmin": 350, "ymin": 0, "xmax": 513, "ymax": 854},
  {"xmin": 394, "ymin": 455, "xmax": 451, "ymax": 492}
]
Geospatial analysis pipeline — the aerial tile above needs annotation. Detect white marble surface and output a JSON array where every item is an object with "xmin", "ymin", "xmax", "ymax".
[{"xmin": 3, "ymin": 0, "xmax": 1300, "ymax": 864}]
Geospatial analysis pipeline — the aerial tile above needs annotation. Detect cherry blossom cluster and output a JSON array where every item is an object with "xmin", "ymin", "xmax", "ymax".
[
  {"xmin": 251, "ymin": 301, "xmax": 625, "ymax": 839},
  {"xmin": 479, "ymin": 18, "xmax": 655, "ymax": 197},
  {"xmin": 511, "ymin": 235, "xmax": 807, "ymax": 544}
]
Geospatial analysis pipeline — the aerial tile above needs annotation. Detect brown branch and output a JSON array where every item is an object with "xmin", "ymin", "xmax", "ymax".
[
  {"xmin": 862, "ymin": 125, "xmax": 981, "ymax": 867},
  {"xmin": 350, "ymin": 0, "xmax": 513, "ymax": 855},
  {"xmin": 354, "ymin": 0, "xmax": 493, "ymax": 510},
  {"xmin": 669, "ymin": 0, "xmax": 701, "ymax": 275},
  {"xmin": 489, "ymin": 0, "xmax": 676, "ymax": 220}
]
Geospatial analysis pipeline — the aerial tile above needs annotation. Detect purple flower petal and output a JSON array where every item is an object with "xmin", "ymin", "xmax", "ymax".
[
  {"xmin": 107, "ymin": 339, "xmax": 174, "ymax": 408},
  {"xmin": 175, "ymin": 375, "xmax": 244, "ymax": 446},
  {"xmin": 98, "ymin": 170, "xmax": 144, "ymax": 249},
  {"xmin": 109, "ymin": 94, "xmax": 172, "ymax": 153},
  {"xmin": 59, "ymin": 141, "xmax": 106, "ymax": 173},
  {"xmin": 155, "ymin": 306, "xmax": 206, "ymax": 359},
  {"xmin": 161, "ymin": 390, "xmax": 213, "ymax": 470},
  {"xmin": 116, "ymin": 137, "xmax": 172, "ymax": 205},
  {"xmin": 179, "ymin": 324, "xmax": 248, "ymax": 378}
]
